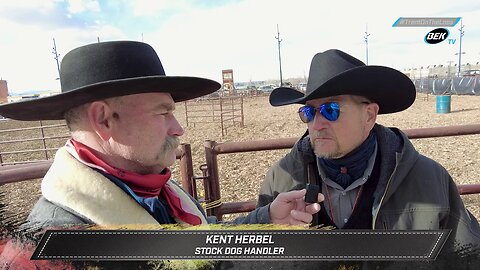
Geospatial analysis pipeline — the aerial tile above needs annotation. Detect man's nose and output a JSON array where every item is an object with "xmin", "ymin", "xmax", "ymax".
[
  {"xmin": 309, "ymin": 111, "xmax": 330, "ymax": 130},
  {"xmin": 169, "ymin": 116, "xmax": 185, "ymax": 136}
]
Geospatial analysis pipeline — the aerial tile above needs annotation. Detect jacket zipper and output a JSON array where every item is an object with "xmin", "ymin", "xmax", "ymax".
[{"xmin": 372, "ymin": 170, "xmax": 396, "ymax": 229}]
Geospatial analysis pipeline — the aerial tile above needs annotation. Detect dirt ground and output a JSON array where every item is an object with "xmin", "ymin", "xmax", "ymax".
[{"xmin": 1, "ymin": 93, "xmax": 480, "ymax": 224}]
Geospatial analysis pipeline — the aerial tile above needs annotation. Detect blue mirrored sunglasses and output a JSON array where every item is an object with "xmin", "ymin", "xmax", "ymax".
[{"xmin": 298, "ymin": 102, "xmax": 341, "ymax": 123}]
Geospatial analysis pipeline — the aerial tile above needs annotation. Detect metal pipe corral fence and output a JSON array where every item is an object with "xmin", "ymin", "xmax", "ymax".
[
  {"xmin": 1, "ymin": 124, "xmax": 480, "ymax": 220},
  {"xmin": 205, "ymin": 124, "xmax": 480, "ymax": 219}
]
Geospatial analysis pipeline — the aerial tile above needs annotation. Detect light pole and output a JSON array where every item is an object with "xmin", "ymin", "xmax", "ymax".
[
  {"xmin": 456, "ymin": 20, "xmax": 465, "ymax": 76},
  {"xmin": 52, "ymin": 38, "xmax": 61, "ymax": 80},
  {"xmin": 364, "ymin": 24, "xmax": 370, "ymax": 65},
  {"xmin": 275, "ymin": 24, "xmax": 283, "ymax": 86}
]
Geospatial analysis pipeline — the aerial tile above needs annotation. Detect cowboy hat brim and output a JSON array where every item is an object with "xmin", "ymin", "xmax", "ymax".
[
  {"xmin": 0, "ymin": 76, "xmax": 220, "ymax": 121},
  {"xmin": 270, "ymin": 65, "xmax": 416, "ymax": 114}
]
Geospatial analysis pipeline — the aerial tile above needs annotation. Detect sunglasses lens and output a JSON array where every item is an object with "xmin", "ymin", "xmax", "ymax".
[
  {"xmin": 298, "ymin": 106, "xmax": 315, "ymax": 123},
  {"xmin": 320, "ymin": 102, "xmax": 340, "ymax": 121},
  {"xmin": 298, "ymin": 103, "xmax": 340, "ymax": 123}
]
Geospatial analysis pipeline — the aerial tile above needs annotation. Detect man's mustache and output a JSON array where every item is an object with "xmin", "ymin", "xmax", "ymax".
[
  {"xmin": 310, "ymin": 130, "xmax": 332, "ymax": 139},
  {"xmin": 162, "ymin": 136, "xmax": 180, "ymax": 152}
]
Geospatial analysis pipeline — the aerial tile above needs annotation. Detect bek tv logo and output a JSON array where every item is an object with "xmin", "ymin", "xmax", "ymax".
[{"xmin": 424, "ymin": 28, "xmax": 451, "ymax": 44}]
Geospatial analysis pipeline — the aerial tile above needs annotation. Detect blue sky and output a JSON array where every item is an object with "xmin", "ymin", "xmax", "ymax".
[{"xmin": 0, "ymin": 0, "xmax": 479, "ymax": 94}]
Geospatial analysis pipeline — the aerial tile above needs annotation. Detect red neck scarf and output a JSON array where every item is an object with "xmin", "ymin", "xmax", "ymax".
[{"xmin": 69, "ymin": 139, "xmax": 202, "ymax": 225}]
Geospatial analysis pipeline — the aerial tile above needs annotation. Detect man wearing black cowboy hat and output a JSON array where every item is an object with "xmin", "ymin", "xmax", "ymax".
[
  {"xmin": 0, "ymin": 41, "xmax": 323, "ymax": 268},
  {"xmin": 257, "ymin": 49, "xmax": 480, "ymax": 255}
]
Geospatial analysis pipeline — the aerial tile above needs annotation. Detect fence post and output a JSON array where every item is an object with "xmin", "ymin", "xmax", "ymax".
[
  {"xmin": 184, "ymin": 102, "xmax": 189, "ymax": 127},
  {"xmin": 204, "ymin": 140, "xmax": 222, "ymax": 219},
  {"xmin": 231, "ymin": 97, "xmax": 234, "ymax": 125},
  {"xmin": 39, "ymin": 120, "xmax": 48, "ymax": 160},
  {"xmin": 178, "ymin": 143, "xmax": 196, "ymax": 198},
  {"xmin": 240, "ymin": 96, "xmax": 244, "ymax": 127},
  {"xmin": 211, "ymin": 99, "xmax": 215, "ymax": 122},
  {"xmin": 220, "ymin": 98, "xmax": 225, "ymax": 136}
]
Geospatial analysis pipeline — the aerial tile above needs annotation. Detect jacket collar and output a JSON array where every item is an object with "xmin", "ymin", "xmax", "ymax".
[
  {"xmin": 42, "ymin": 147, "xmax": 208, "ymax": 225},
  {"xmin": 295, "ymin": 124, "xmax": 419, "ymax": 207},
  {"xmin": 372, "ymin": 125, "xmax": 420, "ymax": 204}
]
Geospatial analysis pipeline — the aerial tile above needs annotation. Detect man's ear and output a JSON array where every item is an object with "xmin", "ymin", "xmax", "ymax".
[
  {"xmin": 86, "ymin": 101, "xmax": 114, "ymax": 141},
  {"xmin": 366, "ymin": 103, "xmax": 379, "ymax": 130}
]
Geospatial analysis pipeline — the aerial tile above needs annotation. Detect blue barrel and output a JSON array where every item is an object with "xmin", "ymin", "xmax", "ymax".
[{"xmin": 436, "ymin": 95, "xmax": 451, "ymax": 113}]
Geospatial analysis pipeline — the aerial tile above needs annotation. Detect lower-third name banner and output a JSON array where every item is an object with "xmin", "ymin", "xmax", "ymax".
[{"xmin": 32, "ymin": 229, "xmax": 450, "ymax": 261}]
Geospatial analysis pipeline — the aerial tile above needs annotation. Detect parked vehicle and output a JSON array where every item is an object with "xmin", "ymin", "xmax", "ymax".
[
  {"xmin": 258, "ymin": 84, "xmax": 276, "ymax": 93},
  {"xmin": 297, "ymin": 83, "xmax": 307, "ymax": 92}
]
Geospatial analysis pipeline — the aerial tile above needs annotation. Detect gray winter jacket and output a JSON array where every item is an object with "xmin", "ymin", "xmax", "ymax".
[{"xmin": 258, "ymin": 124, "xmax": 480, "ymax": 253}]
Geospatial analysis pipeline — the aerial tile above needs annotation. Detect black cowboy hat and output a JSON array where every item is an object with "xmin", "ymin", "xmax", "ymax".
[
  {"xmin": 0, "ymin": 41, "xmax": 221, "ymax": 120},
  {"xmin": 269, "ymin": 49, "xmax": 416, "ymax": 114}
]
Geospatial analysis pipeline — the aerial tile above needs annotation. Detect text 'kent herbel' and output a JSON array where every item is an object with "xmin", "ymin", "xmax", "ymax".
[{"xmin": 205, "ymin": 234, "xmax": 275, "ymax": 244}]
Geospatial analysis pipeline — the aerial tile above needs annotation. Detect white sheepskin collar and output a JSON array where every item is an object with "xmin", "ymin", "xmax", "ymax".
[{"xmin": 41, "ymin": 147, "xmax": 207, "ymax": 225}]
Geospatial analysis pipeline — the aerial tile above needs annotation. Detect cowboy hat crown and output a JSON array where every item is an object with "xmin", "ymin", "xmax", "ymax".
[
  {"xmin": 0, "ymin": 41, "xmax": 221, "ymax": 120},
  {"xmin": 269, "ymin": 49, "xmax": 416, "ymax": 114}
]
